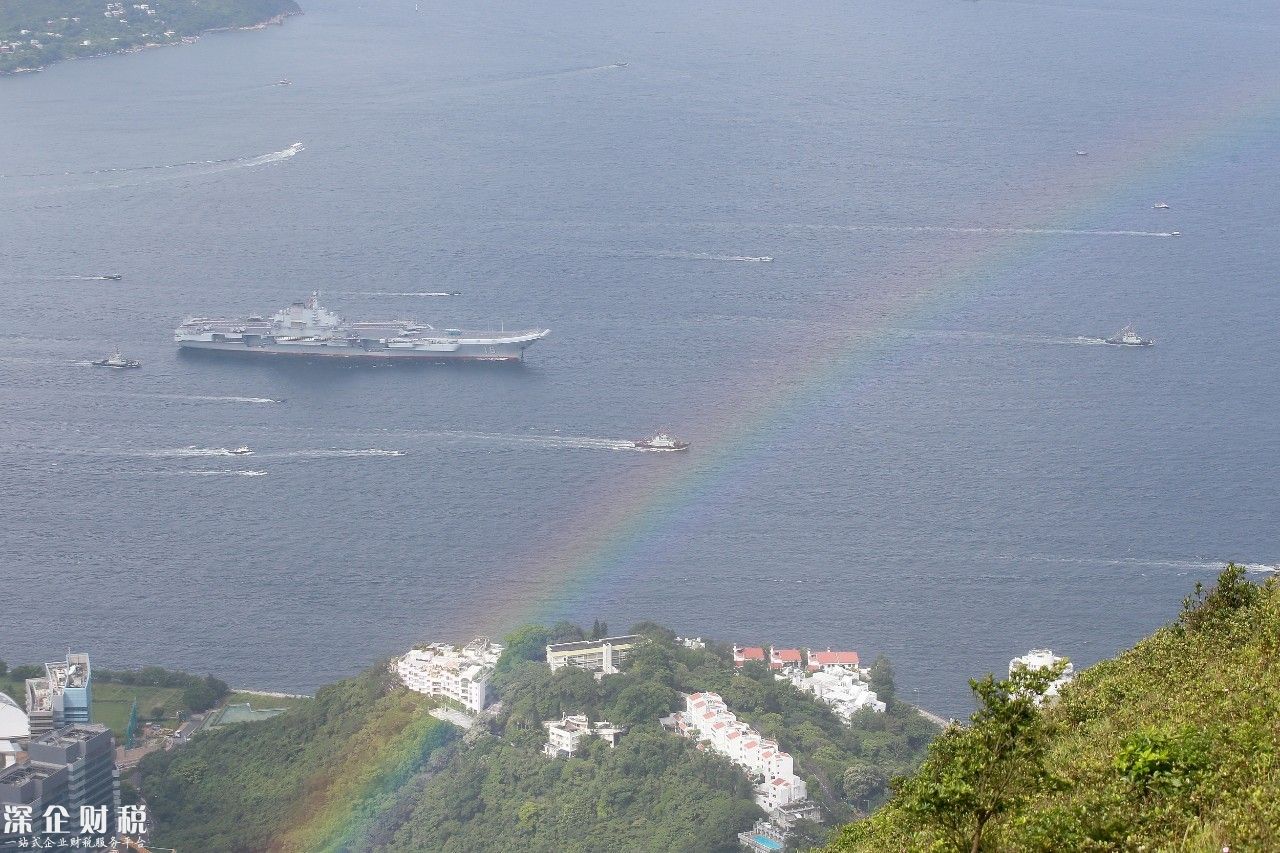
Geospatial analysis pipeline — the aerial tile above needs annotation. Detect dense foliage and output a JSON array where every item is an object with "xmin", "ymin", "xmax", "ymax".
[
  {"xmin": 97, "ymin": 666, "xmax": 231, "ymax": 712},
  {"xmin": 0, "ymin": 0, "xmax": 300, "ymax": 73},
  {"xmin": 141, "ymin": 666, "xmax": 454, "ymax": 852},
  {"xmin": 140, "ymin": 621, "xmax": 935, "ymax": 851},
  {"xmin": 824, "ymin": 566, "xmax": 1280, "ymax": 852}
]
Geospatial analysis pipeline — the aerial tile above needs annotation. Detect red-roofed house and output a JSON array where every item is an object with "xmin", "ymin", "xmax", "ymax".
[
  {"xmin": 733, "ymin": 645, "xmax": 765, "ymax": 667},
  {"xmin": 807, "ymin": 649, "xmax": 861, "ymax": 672},
  {"xmin": 769, "ymin": 646, "xmax": 803, "ymax": 671}
]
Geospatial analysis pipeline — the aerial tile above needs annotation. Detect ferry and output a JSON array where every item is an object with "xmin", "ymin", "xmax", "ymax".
[
  {"xmin": 633, "ymin": 433, "xmax": 690, "ymax": 452},
  {"xmin": 92, "ymin": 351, "xmax": 141, "ymax": 369},
  {"xmin": 1104, "ymin": 325, "xmax": 1153, "ymax": 347}
]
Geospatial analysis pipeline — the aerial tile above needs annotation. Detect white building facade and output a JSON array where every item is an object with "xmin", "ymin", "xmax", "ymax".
[
  {"xmin": 395, "ymin": 638, "xmax": 503, "ymax": 712},
  {"xmin": 677, "ymin": 692, "xmax": 808, "ymax": 811},
  {"xmin": 1009, "ymin": 649, "xmax": 1074, "ymax": 705},
  {"xmin": 542, "ymin": 714, "xmax": 626, "ymax": 757},
  {"xmin": 778, "ymin": 665, "xmax": 885, "ymax": 721}
]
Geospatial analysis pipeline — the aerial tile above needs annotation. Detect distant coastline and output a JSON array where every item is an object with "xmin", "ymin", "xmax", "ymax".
[{"xmin": 0, "ymin": 1, "xmax": 301, "ymax": 76}]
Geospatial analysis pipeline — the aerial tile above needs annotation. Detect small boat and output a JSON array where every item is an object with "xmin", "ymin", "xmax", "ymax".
[
  {"xmin": 101, "ymin": 274, "xmax": 123, "ymax": 281},
  {"xmin": 633, "ymin": 433, "xmax": 690, "ymax": 452},
  {"xmin": 613, "ymin": 62, "xmax": 629, "ymax": 68},
  {"xmin": 276, "ymin": 78, "xmax": 291, "ymax": 86},
  {"xmin": 1104, "ymin": 325, "xmax": 1153, "ymax": 347},
  {"xmin": 1170, "ymin": 231, "xmax": 1181, "ymax": 237},
  {"xmin": 92, "ymin": 351, "xmax": 141, "ymax": 369},
  {"xmin": 1075, "ymin": 150, "xmax": 1088, "ymax": 156},
  {"xmin": 228, "ymin": 446, "xmax": 253, "ymax": 456},
  {"xmin": 1152, "ymin": 202, "xmax": 1170, "ymax": 210}
]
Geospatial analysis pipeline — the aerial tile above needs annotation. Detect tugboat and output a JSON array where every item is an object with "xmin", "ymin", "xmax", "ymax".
[
  {"xmin": 632, "ymin": 433, "xmax": 690, "ymax": 452},
  {"xmin": 91, "ymin": 351, "xmax": 141, "ymax": 369},
  {"xmin": 1104, "ymin": 325, "xmax": 1153, "ymax": 347}
]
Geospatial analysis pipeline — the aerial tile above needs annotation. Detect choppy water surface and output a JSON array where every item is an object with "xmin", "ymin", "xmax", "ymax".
[{"xmin": 1, "ymin": 0, "xmax": 1278, "ymax": 715}]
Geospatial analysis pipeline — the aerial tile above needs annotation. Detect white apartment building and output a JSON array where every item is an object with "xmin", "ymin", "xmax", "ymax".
[
  {"xmin": 779, "ymin": 666, "xmax": 885, "ymax": 721},
  {"xmin": 395, "ymin": 638, "xmax": 503, "ymax": 712},
  {"xmin": 1009, "ymin": 649, "xmax": 1074, "ymax": 705},
  {"xmin": 542, "ymin": 714, "xmax": 626, "ymax": 757},
  {"xmin": 678, "ymin": 692, "xmax": 808, "ymax": 811}
]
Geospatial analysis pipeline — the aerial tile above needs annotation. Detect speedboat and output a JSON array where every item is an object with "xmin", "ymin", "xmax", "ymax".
[
  {"xmin": 1104, "ymin": 325, "xmax": 1153, "ymax": 347},
  {"xmin": 228, "ymin": 446, "xmax": 253, "ymax": 456},
  {"xmin": 633, "ymin": 433, "xmax": 690, "ymax": 452},
  {"xmin": 101, "ymin": 274, "xmax": 122, "ymax": 281},
  {"xmin": 92, "ymin": 351, "xmax": 141, "ymax": 369},
  {"xmin": 1152, "ymin": 202, "xmax": 1170, "ymax": 210}
]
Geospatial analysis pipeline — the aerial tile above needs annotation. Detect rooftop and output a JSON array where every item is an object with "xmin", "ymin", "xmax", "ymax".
[{"xmin": 546, "ymin": 635, "xmax": 644, "ymax": 654}]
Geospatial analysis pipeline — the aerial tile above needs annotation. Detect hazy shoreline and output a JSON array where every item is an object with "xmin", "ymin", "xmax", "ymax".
[{"xmin": 0, "ymin": 10, "xmax": 300, "ymax": 77}]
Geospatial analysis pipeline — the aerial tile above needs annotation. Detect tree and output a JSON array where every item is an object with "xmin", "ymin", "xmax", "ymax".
[
  {"xmin": 0, "ymin": 659, "xmax": 6, "ymax": 677},
  {"xmin": 842, "ymin": 764, "xmax": 889, "ymax": 812},
  {"xmin": 150, "ymin": 706, "xmax": 166, "ymax": 721},
  {"xmin": 894, "ymin": 665, "xmax": 1062, "ymax": 853},
  {"xmin": 606, "ymin": 682, "xmax": 677, "ymax": 726},
  {"xmin": 590, "ymin": 619, "xmax": 609, "ymax": 640},
  {"xmin": 869, "ymin": 655, "xmax": 896, "ymax": 705},
  {"xmin": 10, "ymin": 665, "xmax": 43, "ymax": 680}
]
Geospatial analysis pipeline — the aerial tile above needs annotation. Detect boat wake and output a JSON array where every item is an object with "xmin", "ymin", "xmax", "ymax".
[
  {"xmin": 999, "ymin": 553, "xmax": 1274, "ymax": 574},
  {"xmin": 152, "ymin": 469, "xmax": 268, "ymax": 477},
  {"xmin": 0, "ymin": 143, "xmax": 304, "ymax": 180},
  {"xmin": 149, "ymin": 446, "xmax": 248, "ymax": 458},
  {"xmin": 282, "ymin": 449, "xmax": 407, "ymax": 459},
  {"xmin": 648, "ymin": 251, "xmax": 774, "ymax": 263},
  {"xmin": 336, "ymin": 291, "xmax": 460, "ymax": 297},
  {"xmin": 783, "ymin": 223, "xmax": 1177, "ymax": 238},
  {"xmin": 440, "ymin": 431, "xmax": 638, "ymax": 451},
  {"xmin": 106, "ymin": 393, "xmax": 282, "ymax": 404}
]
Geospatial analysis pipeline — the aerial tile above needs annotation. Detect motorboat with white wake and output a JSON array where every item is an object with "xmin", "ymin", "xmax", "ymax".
[
  {"xmin": 632, "ymin": 433, "xmax": 690, "ymax": 452},
  {"xmin": 1104, "ymin": 325, "xmax": 1153, "ymax": 347},
  {"xmin": 92, "ymin": 351, "xmax": 141, "ymax": 369}
]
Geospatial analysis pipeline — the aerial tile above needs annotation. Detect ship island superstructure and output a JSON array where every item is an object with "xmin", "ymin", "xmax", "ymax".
[{"xmin": 174, "ymin": 293, "xmax": 550, "ymax": 362}]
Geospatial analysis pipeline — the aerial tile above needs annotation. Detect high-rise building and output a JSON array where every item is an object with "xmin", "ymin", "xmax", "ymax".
[
  {"xmin": 25, "ymin": 724, "xmax": 119, "ymax": 838},
  {"xmin": 0, "ymin": 761, "xmax": 70, "ymax": 848},
  {"xmin": 24, "ymin": 652, "xmax": 92, "ymax": 736}
]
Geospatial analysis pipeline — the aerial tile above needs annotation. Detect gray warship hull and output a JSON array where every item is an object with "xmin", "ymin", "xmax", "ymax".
[
  {"xmin": 176, "ymin": 337, "xmax": 541, "ymax": 362},
  {"xmin": 174, "ymin": 294, "xmax": 550, "ymax": 363}
]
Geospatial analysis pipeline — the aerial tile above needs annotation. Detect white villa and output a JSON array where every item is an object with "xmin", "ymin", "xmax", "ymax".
[
  {"xmin": 677, "ymin": 692, "xmax": 808, "ymax": 811},
  {"xmin": 395, "ymin": 638, "xmax": 503, "ymax": 712},
  {"xmin": 1009, "ymin": 649, "xmax": 1074, "ymax": 705},
  {"xmin": 780, "ymin": 665, "xmax": 886, "ymax": 721},
  {"xmin": 542, "ymin": 714, "xmax": 626, "ymax": 757}
]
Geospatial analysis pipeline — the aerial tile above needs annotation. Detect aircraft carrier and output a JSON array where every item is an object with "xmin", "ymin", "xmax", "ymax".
[{"xmin": 174, "ymin": 293, "xmax": 550, "ymax": 362}]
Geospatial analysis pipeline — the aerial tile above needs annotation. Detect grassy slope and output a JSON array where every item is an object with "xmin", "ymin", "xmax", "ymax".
[
  {"xmin": 141, "ymin": 666, "xmax": 449, "ymax": 852},
  {"xmin": 0, "ymin": 676, "xmax": 186, "ymax": 738},
  {"xmin": 825, "ymin": 572, "xmax": 1280, "ymax": 852}
]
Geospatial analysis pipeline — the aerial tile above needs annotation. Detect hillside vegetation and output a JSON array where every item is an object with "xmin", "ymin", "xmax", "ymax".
[
  {"xmin": 140, "ymin": 621, "xmax": 936, "ymax": 852},
  {"xmin": 0, "ymin": 0, "xmax": 299, "ymax": 73},
  {"xmin": 824, "ymin": 566, "xmax": 1280, "ymax": 852}
]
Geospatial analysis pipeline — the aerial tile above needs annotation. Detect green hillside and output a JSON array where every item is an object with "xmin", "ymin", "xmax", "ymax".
[
  {"xmin": 0, "ymin": 0, "xmax": 299, "ymax": 74},
  {"xmin": 139, "ymin": 622, "xmax": 936, "ymax": 851},
  {"xmin": 824, "ymin": 566, "xmax": 1280, "ymax": 852}
]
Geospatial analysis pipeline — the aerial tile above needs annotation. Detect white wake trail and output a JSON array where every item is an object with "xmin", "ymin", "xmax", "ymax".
[
  {"xmin": 1, "ymin": 143, "xmax": 304, "ymax": 180},
  {"xmin": 336, "ymin": 291, "xmax": 460, "ymax": 298},
  {"xmin": 784, "ymin": 223, "xmax": 1177, "ymax": 238}
]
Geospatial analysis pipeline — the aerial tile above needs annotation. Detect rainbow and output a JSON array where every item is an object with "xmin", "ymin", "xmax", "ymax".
[
  {"xmin": 274, "ymin": 67, "xmax": 1279, "ymax": 852},
  {"xmin": 469, "ymin": 76, "xmax": 1280, "ymax": 633}
]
